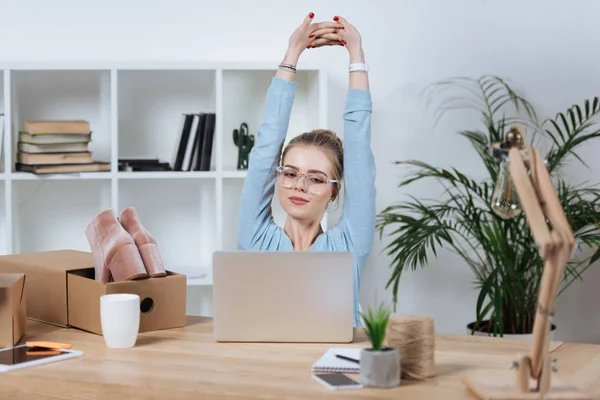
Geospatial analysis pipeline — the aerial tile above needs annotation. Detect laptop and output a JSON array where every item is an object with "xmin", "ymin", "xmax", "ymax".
[{"xmin": 212, "ymin": 251, "xmax": 355, "ymax": 343}]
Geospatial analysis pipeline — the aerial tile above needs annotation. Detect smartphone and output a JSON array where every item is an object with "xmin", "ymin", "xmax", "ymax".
[
  {"xmin": 0, "ymin": 345, "xmax": 83, "ymax": 373},
  {"xmin": 312, "ymin": 373, "xmax": 363, "ymax": 390}
]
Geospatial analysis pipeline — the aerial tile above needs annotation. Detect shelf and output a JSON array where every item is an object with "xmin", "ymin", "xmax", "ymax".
[
  {"xmin": 117, "ymin": 171, "xmax": 217, "ymax": 180},
  {"xmin": 10, "ymin": 69, "xmax": 112, "ymax": 170},
  {"xmin": 10, "ymin": 171, "xmax": 112, "ymax": 180},
  {"xmin": 221, "ymin": 69, "xmax": 321, "ymax": 172},
  {"xmin": 117, "ymin": 69, "xmax": 216, "ymax": 169},
  {"xmin": 0, "ymin": 181, "xmax": 6, "ymax": 255},
  {"xmin": 6, "ymin": 171, "xmax": 221, "ymax": 180},
  {"xmin": 0, "ymin": 62, "xmax": 327, "ymax": 298},
  {"xmin": 221, "ymin": 170, "xmax": 247, "ymax": 179},
  {"xmin": 1, "ymin": 61, "xmax": 324, "ymax": 72},
  {"xmin": 118, "ymin": 178, "xmax": 216, "ymax": 277},
  {"xmin": 11, "ymin": 179, "xmax": 112, "ymax": 253}
]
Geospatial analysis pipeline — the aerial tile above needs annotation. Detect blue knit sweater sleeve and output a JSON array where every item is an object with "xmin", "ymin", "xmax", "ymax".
[
  {"xmin": 325, "ymin": 88, "xmax": 376, "ymax": 258},
  {"xmin": 236, "ymin": 77, "xmax": 296, "ymax": 249}
]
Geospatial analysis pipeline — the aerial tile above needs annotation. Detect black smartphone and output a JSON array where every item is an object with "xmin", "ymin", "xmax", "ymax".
[{"xmin": 312, "ymin": 373, "xmax": 363, "ymax": 390}]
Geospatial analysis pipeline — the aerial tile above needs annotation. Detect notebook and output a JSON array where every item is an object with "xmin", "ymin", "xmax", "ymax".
[{"xmin": 311, "ymin": 348, "xmax": 362, "ymax": 373}]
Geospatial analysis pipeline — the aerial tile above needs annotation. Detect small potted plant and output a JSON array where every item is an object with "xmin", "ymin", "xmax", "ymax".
[{"xmin": 358, "ymin": 302, "xmax": 400, "ymax": 388}]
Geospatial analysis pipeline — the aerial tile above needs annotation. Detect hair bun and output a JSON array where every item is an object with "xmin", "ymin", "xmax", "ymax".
[{"xmin": 314, "ymin": 129, "xmax": 343, "ymax": 148}]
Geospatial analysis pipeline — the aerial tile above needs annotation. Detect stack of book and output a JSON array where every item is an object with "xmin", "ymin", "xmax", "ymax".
[
  {"xmin": 15, "ymin": 120, "xmax": 110, "ymax": 174},
  {"xmin": 115, "ymin": 113, "xmax": 216, "ymax": 173},
  {"xmin": 171, "ymin": 113, "xmax": 216, "ymax": 171}
]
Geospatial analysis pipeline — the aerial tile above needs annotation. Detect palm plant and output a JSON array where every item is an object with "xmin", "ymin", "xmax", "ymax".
[{"xmin": 376, "ymin": 75, "xmax": 600, "ymax": 336}]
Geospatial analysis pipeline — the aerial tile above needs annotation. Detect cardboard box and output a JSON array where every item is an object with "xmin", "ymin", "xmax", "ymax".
[
  {"xmin": 0, "ymin": 273, "xmax": 27, "ymax": 348},
  {"xmin": 0, "ymin": 250, "xmax": 187, "ymax": 335}
]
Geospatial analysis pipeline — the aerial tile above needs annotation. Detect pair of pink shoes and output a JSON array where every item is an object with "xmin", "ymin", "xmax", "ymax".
[{"xmin": 85, "ymin": 207, "xmax": 166, "ymax": 283}]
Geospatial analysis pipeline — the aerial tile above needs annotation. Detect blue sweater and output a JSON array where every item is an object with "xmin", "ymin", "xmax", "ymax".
[{"xmin": 236, "ymin": 76, "xmax": 376, "ymax": 327}]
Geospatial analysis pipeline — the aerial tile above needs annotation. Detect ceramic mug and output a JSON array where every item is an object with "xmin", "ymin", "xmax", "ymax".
[{"xmin": 100, "ymin": 293, "xmax": 140, "ymax": 348}]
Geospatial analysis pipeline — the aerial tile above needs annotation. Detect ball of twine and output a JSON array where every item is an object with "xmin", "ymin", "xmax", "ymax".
[{"xmin": 385, "ymin": 314, "xmax": 436, "ymax": 380}]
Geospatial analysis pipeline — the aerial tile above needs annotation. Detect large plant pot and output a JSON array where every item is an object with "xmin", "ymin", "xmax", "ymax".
[
  {"xmin": 359, "ymin": 347, "xmax": 400, "ymax": 388},
  {"xmin": 466, "ymin": 320, "xmax": 557, "ymax": 340}
]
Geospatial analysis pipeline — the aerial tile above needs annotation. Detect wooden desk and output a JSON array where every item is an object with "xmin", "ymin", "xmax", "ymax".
[{"xmin": 1, "ymin": 316, "xmax": 599, "ymax": 399}]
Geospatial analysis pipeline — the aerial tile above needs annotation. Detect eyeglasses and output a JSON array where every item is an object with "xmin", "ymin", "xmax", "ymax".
[{"xmin": 276, "ymin": 166, "xmax": 337, "ymax": 195}]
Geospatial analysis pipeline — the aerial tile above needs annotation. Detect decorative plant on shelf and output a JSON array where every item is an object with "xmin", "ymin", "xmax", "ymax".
[
  {"xmin": 358, "ymin": 302, "xmax": 400, "ymax": 388},
  {"xmin": 376, "ymin": 75, "xmax": 600, "ymax": 337}
]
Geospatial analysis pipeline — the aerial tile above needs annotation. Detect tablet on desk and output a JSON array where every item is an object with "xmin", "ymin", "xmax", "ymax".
[{"xmin": 0, "ymin": 344, "xmax": 83, "ymax": 372}]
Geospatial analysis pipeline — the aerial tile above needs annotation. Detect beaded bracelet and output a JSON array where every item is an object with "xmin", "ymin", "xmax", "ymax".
[{"xmin": 278, "ymin": 64, "xmax": 297, "ymax": 73}]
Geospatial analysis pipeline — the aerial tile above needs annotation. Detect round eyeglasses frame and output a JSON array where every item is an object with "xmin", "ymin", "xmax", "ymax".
[{"xmin": 276, "ymin": 166, "xmax": 338, "ymax": 195}]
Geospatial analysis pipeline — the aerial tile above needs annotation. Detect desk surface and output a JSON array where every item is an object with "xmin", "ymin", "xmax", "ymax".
[{"xmin": 1, "ymin": 316, "xmax": 599, "ymax": 399}]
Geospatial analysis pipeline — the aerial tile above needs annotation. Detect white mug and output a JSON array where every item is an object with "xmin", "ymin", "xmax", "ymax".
[{"xmin": 100, "ymin": 293, "xmax": 140, "ymax": 349}]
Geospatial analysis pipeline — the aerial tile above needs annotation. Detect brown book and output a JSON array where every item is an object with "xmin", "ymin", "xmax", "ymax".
[
  {"xmin": 19, "ymin": 132, "xmax": 91, "ymax": 144},
  {"xmin": 17, "ymin": 151, "xmax": 92, "ymax": 165},
  {"xmin": 16, "ymin": 162, "xmax": 110, "ymax": 174},
  {"xmin": 23, "ymin": 120, "xmax": 90, "ymax": 135},
  {"xmin": 18, "ymin": 142, "xmax": 89, "ymax": 153}
]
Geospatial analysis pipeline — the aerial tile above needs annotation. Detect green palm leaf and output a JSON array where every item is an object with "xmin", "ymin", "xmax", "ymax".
[{"xmin": 378, "ymin": 75, "xmax": 600, "ymax": 335}]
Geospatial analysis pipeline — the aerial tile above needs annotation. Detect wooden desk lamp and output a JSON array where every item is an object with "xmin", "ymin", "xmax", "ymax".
[{"xmin": 461, "ymin": 124, "xmax": 591, "ymax": 400}]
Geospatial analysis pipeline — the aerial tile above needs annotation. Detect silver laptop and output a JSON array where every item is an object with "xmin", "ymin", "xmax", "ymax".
[{"xmin": 212, "ymin": 251, "xmax": 355, "ymax": 343}]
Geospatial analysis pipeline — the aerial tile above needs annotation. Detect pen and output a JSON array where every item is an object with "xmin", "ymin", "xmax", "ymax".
[{"xmin": 335, "ymin": 354, "xmax": 360, "ymax": 364}]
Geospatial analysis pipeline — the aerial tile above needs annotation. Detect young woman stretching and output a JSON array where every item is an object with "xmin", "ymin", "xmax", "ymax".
[{"xmin": 237, "ymin": 13, "xmax": 375, "ymax": 327}]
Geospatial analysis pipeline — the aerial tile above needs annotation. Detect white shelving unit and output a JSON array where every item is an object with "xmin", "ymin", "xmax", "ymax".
[{"xmin": 0, "ymin": 62, "xmax": 328, "ymax": 300}]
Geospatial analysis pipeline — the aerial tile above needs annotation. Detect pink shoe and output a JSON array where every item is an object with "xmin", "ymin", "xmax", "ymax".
[
  {"xmin": 119, "ymin": 207, "xmax": 167, "ymax": 278},
  {"xmin": 85, "ymin": 209, "xmax": 148, "ymax": 283}
]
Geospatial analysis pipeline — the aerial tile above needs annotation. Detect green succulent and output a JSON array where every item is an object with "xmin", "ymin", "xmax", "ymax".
[{"xmin": 359, "ymin": 302, "xmax": 392, "ymax": 351}]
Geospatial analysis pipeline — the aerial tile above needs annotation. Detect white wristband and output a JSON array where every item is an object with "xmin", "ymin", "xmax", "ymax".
[{"xmin": 349, "ymin": 63, "xmax": 368, "ymax": 72}]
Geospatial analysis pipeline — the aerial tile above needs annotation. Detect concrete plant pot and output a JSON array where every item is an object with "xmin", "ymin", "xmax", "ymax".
[{"xmin": 359, "ymin": 347, "xmax": 400, "ymax": 388}]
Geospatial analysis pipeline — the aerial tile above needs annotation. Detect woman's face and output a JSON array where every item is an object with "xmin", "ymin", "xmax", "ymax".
[{"xmin": 278, "ymin": 146, "xmax": 335, "ymax": 221}]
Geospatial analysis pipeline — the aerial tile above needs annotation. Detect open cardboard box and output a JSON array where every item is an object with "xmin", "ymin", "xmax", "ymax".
[
  {"xmin": 0, "ymin": 273, "xmax": 27, "ymax": 348},
  {"xmin": 0, "ymin": 250, "xmax": 187, "ymax": 335}
]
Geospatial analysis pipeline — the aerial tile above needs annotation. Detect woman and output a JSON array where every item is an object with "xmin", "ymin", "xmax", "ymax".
[{"xmin": 237, "ymin": 13, "xmax": 375, "ymax": 327}]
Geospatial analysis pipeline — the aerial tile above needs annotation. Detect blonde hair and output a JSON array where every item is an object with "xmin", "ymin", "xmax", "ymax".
[{"xmin": 281, "ymin": 129, "xmax": 344, "ymax": 200}]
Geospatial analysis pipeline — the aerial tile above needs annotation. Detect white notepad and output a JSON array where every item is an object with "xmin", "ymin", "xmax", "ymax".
[{"xmin": 311, "ymin": 348, "xmax": 362, "ymax": 373}]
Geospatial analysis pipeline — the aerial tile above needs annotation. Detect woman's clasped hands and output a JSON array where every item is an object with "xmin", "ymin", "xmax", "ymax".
[{"xmin": 286, "ymin": 12, "xmax": 362, "ymax": 59}]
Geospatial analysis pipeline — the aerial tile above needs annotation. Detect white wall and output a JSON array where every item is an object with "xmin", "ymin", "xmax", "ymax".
[{"xmin": 1, "ymin": 0, "xmax": 599, "ymax": 343}]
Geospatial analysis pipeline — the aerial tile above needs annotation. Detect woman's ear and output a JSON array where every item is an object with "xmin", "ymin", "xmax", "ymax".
[
  {"xmin": 330, "ymin": 191, "xmax": 337, "ymax": 202},
  {"xmin": 330, "ymin": 186, "xmax": 338, "ymax": 202}
]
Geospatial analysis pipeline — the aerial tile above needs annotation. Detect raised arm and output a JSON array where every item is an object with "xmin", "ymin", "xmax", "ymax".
[
  {"xmin": 237, "ymin": 12, "xmax": 344, "ymax": 249},
  {"xmin": 340, "ymin": 80, "xmax": 375, "ymax": 258},
  {"xmin": 236, "ymin": 76, "xmax": 296, "ymax": 250},
  {"xmin": 319, "ymin": 16, "xmax": 375, "ymax": 258}
]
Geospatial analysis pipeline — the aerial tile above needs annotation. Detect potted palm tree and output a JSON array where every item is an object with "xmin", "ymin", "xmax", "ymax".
[
  {"xmin": 358, "ymin": 302, "xmax": 400, "ymax": 387},
  {"xmin": 376, "ymin": 75, "xmax": 600, "ymax": 337}
]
